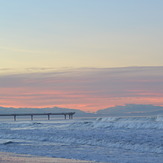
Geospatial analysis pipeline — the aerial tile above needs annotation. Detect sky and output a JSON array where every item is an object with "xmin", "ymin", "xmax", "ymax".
[{"xmin": 0, "ymin": 0, "xmax": 163, "ymax": 112}]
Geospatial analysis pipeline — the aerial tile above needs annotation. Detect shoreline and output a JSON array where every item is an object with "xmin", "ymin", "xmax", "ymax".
[{"xmin": 0, "ymin": 152, "xmax": 97, "ymax": 163}]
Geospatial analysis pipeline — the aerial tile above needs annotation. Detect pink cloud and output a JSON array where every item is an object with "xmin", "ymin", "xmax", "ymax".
[{"xmin": 0, "ymin": 67, "xmax": 163, "ymax": 112}]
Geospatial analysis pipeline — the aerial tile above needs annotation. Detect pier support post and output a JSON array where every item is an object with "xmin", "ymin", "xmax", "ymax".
[
  {"xmin": 14, "ymin": 115, "xmax": 16, "ymax": 121},
  {"xmin": 31, "ymin": 115, "xmax": 33, "ymax": 121},
  {"xmin": 48, "ymin": 114, "xmax": 50, "ymax": 120},
  {"xmin": 64, "ymin": 115, "xmax": 66, "ymax": 119},
  {"xmin": 68, "ymin": 114, "xmax": 73, "ymax": 119},
  {"xmin": 69, "ymin": 114, "xmax": 73, "ymax": 119}
]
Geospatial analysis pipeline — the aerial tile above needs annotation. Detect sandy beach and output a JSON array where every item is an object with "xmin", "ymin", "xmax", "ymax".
[{"xmin": 0, "ymin": 152, "xmax": 97, "ymax": 163}]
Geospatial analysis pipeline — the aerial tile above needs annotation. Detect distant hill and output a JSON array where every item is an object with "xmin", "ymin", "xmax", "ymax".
[
  {"xmin": 96, "ymin": 104, "xmax": 163, "ymax": 116},
  {"xmin": 0, "ymin": 106, "xmax": 94, "ymax": 117},
  {"xmin": 1, "ymin": 104, "xmax": 163, "ymax": 118}
]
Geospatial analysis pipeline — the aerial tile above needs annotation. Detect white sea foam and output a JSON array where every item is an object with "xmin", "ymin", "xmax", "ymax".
[
  {"xmin": 93, "ymin": 116, "xmax": 163, "ymax": 129},
  {"xmin": 0, "ymin": 116, "xmax": 163, "ymax": 163},
  {"xmin": 156, "ymin": 115, "xmax": 163, "ymax": 121}
]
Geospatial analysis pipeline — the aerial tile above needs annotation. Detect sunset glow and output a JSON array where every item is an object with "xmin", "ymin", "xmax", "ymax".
[
  {"xmin": 0, "ymin": 67, "xmax": 162, "ymax": 112},
  {"xmin": 0, "ymin": 1, "xmax": 163, "ymax": 112}
]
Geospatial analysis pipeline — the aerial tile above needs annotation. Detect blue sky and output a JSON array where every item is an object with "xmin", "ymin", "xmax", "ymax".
[
  {"xmin": 0, "ymin": 0, "xmax": 163, "ymax": 69},
  {"xmin": 0, "ymin": 0, "xmax": 163, "ymax": 111}
]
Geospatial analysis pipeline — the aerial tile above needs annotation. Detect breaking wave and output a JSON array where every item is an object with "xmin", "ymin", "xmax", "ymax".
[
  {"xmin": 0, "ymin": 140, "xmax": 15, "ymax": 145},
  {"xmin": 92, "ymin": 115, "xmax": 163, "ymax": 129},
  {"xmin": 0, "ymin": 116, "xmax": 163, "ymax": 162}
]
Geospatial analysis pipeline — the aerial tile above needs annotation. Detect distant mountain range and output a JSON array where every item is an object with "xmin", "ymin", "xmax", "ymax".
[
  {"xmin": 0, "ymin": 104, "xmax": 163, "ymax": 117},
  {"xmin": 96, "ymin": 104, "xmax": 163, "ymax": 116},
  {"xmin": 0, "ymin": 106, "xmax": 94, "ymax": 117}
]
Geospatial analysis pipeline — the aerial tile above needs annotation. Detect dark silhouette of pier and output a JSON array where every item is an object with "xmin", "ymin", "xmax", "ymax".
[{"xmin": 0, "ymin": 112, "xmax": 75, "ymax": 121}]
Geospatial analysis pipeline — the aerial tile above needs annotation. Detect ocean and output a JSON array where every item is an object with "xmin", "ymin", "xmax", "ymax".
[{"xmin": 0, "ymin": 116, "xmax": 163, "ymax": 163}]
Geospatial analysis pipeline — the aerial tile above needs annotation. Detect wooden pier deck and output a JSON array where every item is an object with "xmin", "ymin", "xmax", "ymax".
[{"xmin": 0, "ymin": 112, "xmax": 75, "ymax": 121}]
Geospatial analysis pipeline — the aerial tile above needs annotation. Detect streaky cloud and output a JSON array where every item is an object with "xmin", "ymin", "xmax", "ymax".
[{"xmin": 0, "ymin": 66, "xmax": 163, "ymax": 111}]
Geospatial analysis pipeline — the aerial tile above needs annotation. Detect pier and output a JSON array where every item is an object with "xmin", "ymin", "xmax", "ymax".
[{"xmin": 0, "ymin": 112, "xmax": 75, "ymax": 121}]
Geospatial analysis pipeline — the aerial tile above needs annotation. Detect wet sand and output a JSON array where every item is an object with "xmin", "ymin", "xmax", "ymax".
[{"xmin": 0, "ymin": 152, "xmax": 97, "ymax": 163}]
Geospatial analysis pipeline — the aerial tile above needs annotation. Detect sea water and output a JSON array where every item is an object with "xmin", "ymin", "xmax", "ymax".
[{"xmin": 0, "ymin": 116, "xmax": 163, "ymax": 163}]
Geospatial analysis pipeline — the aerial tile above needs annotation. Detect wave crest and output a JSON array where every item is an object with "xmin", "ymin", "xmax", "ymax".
[{"xmin": 93, "ymin": 116, "xmax": 163, "ymax": 129}]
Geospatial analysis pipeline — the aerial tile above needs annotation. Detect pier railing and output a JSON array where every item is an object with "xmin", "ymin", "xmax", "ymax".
[{"xmin": 0, "ymin": 112, "xmax": 75, "ymax": 121}]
